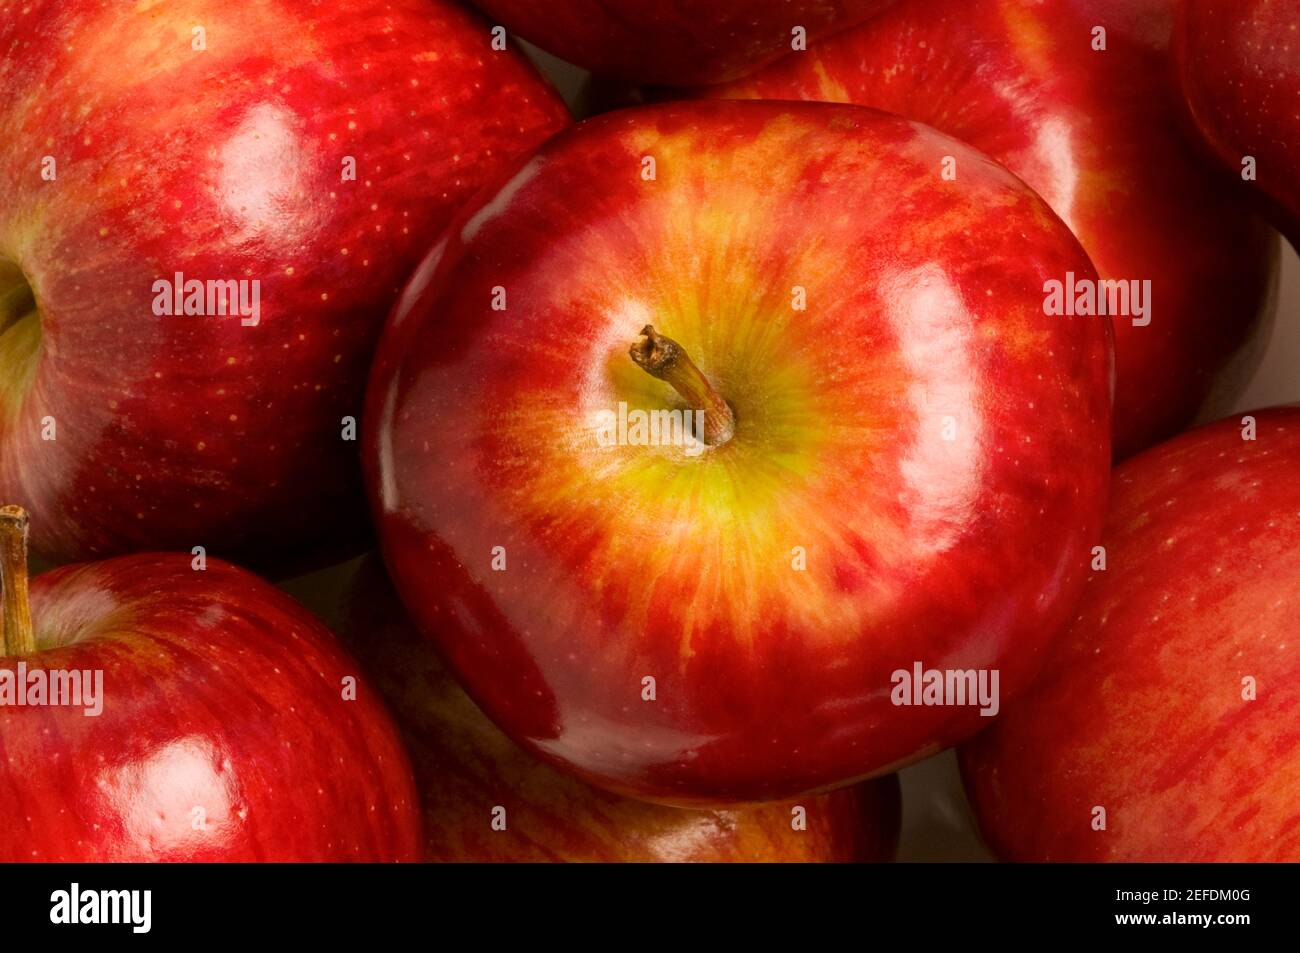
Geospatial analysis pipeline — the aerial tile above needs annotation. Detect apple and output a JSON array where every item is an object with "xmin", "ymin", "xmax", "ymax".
[
  {"xmin": 959, "ymin": 406, "xmax": 1300, "ymax": 861},
  {"xmin": 364, "ymin": 100, "xmax": 1113, "ymax": 805},
  {"xmin": 1175, "ymin": 0, "xmax": 1300, "ymax": 245},
  {"xmin": 702, "ymin": 0, "xmax": 1279, "ymax": 458},
  {"xmin": 293, "ymin": 556, "xmax": 901, "ymax": 861},
  {"xmin": 0, "ymin": 0, "xmax": 569, "ymax": 571},
  {"xmin": 0, "ymin": 504, "xmax": 420, "ymax": 861},
  {"xmin": 471, "ymin": 0, "xmax": 899, "ymax": 85}
]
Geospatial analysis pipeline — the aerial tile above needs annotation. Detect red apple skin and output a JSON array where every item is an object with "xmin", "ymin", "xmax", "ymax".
[
  {"xmin": 960, "ymin": 406, "xmax": 1300, "ymax": 862},
  {"xmin": 364, "ymin": 100, "xmax": 1113, "ymax": 806},
  {"xmin": 0, "ymin": 0, "xmax": 568, "ymax": 570},
  {"xmin": 1175, "ymin": 0, "xmax": 1300, "ymax": 245},
  {"xmin": 702, "ymin": 0, "xmax": 1279, "ymax": 459},
  {"xmin": 472, "ymin": 0, "xmax": 898, "ymax": 86},
  {"xmin": 320, "ymin": 557, "xmax": 899, "ymax": 861},
  {"xmin": 0, "ymin": 553, "xmax": 420, "ymax": 862}
]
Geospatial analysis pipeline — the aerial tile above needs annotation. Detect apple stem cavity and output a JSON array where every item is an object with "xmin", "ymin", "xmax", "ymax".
[
  {"xmin": 0, "ymin": 504, "xmax": 35, "ymax": 657},
  {"xmin": 629, "ymin": 325, "xmax": 736, "ymax": 447}
]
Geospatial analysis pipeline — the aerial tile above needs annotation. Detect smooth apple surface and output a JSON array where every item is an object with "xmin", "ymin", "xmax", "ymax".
[
  {"xmin": 960, "ymin": 407, "xmax": 1300, "ymax": 861},
  {"xmin": 0, "ymin": 0, "xmax": 568, "ymax": 569},
  {"xmin": 0, "ymin": 549, "xmax": 420, "ymax": 862},
  {"xmin": 704, "ymin": 0, "xmax": 1279, "ymax": 458},
  {"xmin": 365, "ymin": 100, "xmax": 1113, "ymax": 805},
  {"xmin": 472, "ymin": 0, "xmax": 898, "ymax": 85},
  {"xmin": 1176, "ymin": 0, "xmax": 1300, "ymax": 245},
  {"xmin": 319, "ymin": 557, "xmax": 899, "ymax": 861}
]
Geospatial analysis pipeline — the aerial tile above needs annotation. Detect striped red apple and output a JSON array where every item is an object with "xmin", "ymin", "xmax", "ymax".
[
  {"xmin": 364, "ymin": 100, "xmax": 1113, "ymax": 805},
  {"xmin": 0, "ymin": 0, "xmax": 568, "ymax": 571},
  {"xmin": 0, "ymin": 505, "xmax": 419, "ymax": 861},
  {"xmin": 961, "ymin": 407, "xmax": 1300, "ymax": 861},
  {"xmin": 1175, "ymin": 0, "xmax": 1300, "ymax": 245}
]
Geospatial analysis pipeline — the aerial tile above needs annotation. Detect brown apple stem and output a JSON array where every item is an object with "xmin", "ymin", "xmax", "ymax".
[
  {"xmin": 628, "ymin": 325, "xmax": 736, "ymax": 446},
  {"xmin": 0, "ymin": 504, "xmax": 35, "ymax": 657}
]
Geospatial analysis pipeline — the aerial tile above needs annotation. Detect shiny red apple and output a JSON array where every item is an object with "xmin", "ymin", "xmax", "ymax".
[
  {"xmin": 364, "ymin": 100, "xmax": 1113, "ymax": 805},
  {"xmin": 291, "ymin": 556, "xmax": 900, "ymax": 861},
  {"xmin": 472, "ymin": 0, "xmax": 898, "ymax": 85},
  {"xmin": 703, "ymin": 0, "xmax": 1279, "ymax": 458},
  {"xmin": 1175, "ymin": 0, "xmax": 1300, "ymax": 245},
  {"xmin": 960, "ymin": 407, "xmax": 1300, "ymax": 861},
  {"xmin": 0, "ymin": 0, "xmax": 568, "ymax": 570},
  {"xmin": 0, "ymin": 505, "xmax": 420, "ymax": 862}
]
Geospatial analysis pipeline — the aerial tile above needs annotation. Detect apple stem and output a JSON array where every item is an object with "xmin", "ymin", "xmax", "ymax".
[
  {"xmin": 629, "ymin": 325, "xmax": 736, "ymax": 446},
  {"xmin": 0, "ymin": 504, "xmax": 35, "ymax": 657}
]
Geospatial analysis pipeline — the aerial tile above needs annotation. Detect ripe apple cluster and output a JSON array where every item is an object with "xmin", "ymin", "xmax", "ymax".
[{"xmin": 1, "ymin": 0, "xmax": 1297, "ymax": 863}]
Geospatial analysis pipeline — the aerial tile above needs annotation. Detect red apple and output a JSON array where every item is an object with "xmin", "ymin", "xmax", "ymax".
[
  {"xmin": 1175, "ymin": 0, "xmax": 1300, "ymax": 245},
  {"xmin": 0, "ymin": 505, "xmax": 420, "ymax": 862},
  {"xmin": 295, "ymin": 556, "xmax": 900, "ymax": 861},
  {"xmin": 364, "ymin": 100, "xmax": 1113, "ymax": 805},
  {"xmin": 0, "ymin": 0, "xmax": 568, "ymax": 570},
  {"xmin": 472, "ymin": 0, "xmax": 898, "ymax": 85},
  {"xmin": 703, "ymin": 0, "xmax": 1279, "ymax": 458},
  {"xmin": 960, "ymin": 407, "xmax": 1300, "ymax": 861}
]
